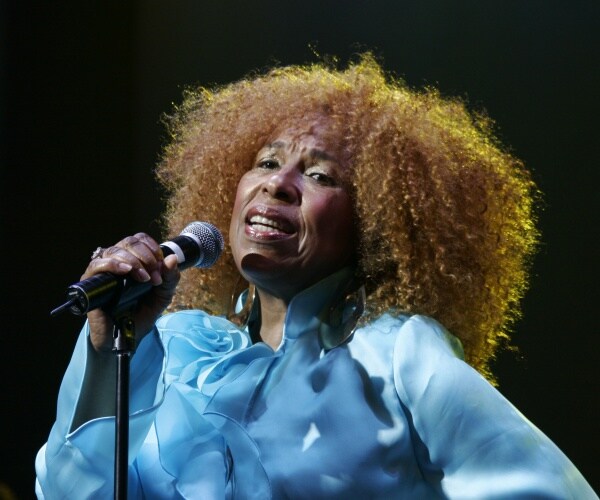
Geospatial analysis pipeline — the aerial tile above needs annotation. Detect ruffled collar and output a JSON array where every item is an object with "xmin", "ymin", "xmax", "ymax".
[{"xmin": 237, "ymin": 267, "xmax": 365, "ymax": 352}]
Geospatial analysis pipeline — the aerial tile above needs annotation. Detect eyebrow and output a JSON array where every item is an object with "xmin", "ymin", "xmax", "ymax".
[{"xmin": 265, "ymin": 141, "xmax": 338, "ymax": 163}]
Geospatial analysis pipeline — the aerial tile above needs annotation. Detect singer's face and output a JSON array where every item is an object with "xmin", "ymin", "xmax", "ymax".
[{"xmin": 229, "ymin": 121, "xmax": 355, "ymax": 300}]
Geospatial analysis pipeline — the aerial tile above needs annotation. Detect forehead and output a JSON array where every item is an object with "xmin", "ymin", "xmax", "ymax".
[
  {"xmin": 263, "ymin": 134, "xmax": 327, "ymax": 154},
  {"xmin": 261, "ymin": 119, "xmax": 347, "ymax": 162}
]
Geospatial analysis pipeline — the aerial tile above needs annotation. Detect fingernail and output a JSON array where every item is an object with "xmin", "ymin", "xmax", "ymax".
[
  {"xmin": 164, "ymin": 254, "xmax": 178, "ymax": 268},
  {"xmin": 138, "ymin": 268, "xmax": 151, "ymax": 282},
  {"xmin": 118, "ymin": 263, "xmax": 133, "ymax": 272},
  {"xmin": 151, "ymin": 270, "xmax": 163, "ymax": 285}
]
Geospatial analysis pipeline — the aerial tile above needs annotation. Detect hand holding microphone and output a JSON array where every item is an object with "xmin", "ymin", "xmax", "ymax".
[{"xmin": 53, "ymin": 222, "xmax": 223, "ymax": 352}]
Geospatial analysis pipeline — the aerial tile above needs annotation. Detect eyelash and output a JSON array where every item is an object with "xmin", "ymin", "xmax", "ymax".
[
  {"xmin": 307, "ymin": 171, "xmax": 335, "ymax": 186},
  {"xmin": 256, "ymin": 159, "xmax": 336, "ymax": 186},
  {"xmin": 257, "ymin": 159, "xmax": 279, "ymax": 169}
]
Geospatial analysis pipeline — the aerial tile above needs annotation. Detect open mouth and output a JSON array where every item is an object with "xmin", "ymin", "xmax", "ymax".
[{"xmin": 248, "ymin": 215, "xmax": 294, "ymax": 233}]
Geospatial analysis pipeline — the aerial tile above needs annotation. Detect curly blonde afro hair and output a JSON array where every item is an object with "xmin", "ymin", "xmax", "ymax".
[{"xmin": 157, "ymin": 55, "xmax": 539, "ymax": 379}]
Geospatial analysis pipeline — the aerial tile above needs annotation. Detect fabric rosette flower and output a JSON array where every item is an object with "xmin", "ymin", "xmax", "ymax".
[{"xmin": 157, "ymin": 310, "xmax": 251, "ymax": 388}]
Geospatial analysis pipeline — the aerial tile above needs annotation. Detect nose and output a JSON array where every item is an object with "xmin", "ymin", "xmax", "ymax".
[{"xmin": 263, "ymin": 164, "xmax": 300, "ymax": 204}]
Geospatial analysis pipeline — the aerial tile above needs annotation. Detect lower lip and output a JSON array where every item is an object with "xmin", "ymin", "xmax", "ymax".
[{"xmin": 245, "ymin": 223, "xmax": 295, "ymax": 241}]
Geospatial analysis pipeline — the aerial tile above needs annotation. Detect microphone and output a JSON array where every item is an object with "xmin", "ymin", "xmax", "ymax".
[{"xmin": 50, "ymin": 222, "xmax": 224, "ymax": 317}]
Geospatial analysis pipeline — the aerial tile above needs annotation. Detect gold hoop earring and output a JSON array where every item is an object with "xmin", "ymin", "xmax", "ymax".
[
  {"xmin": 319, "ymin": 283, "xmax": 366, "ymax": 350},
  {"xmin": 227, "ymin": 280, "xmax": 256, "ymax": 327}
]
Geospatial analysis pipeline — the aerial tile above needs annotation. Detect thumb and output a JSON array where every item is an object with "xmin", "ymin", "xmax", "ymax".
[{"xmin": 154, "ymin": 254, "xmax": 180, "ymax": 299}]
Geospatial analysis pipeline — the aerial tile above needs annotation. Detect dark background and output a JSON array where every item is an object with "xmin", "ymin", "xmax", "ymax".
[{"xmin": 1, "ymin": 1, "xmax": 598, "ymax": 497}]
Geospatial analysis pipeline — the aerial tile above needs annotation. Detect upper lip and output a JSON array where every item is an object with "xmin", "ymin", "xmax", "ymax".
[{"xmin": 245, "ymin": 205, "xmax": 297, "ymax": 233}]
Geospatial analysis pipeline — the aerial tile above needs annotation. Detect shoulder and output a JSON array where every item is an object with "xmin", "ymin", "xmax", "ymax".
[
  {"xmin": 395, "ymin": 314, "xmax": 464, "ymax": 360},
  {"xmin": 352, "ymin": 313, "xmax": 473, "ymax": 404},
  {"xmin": 347, "ymin": 313, "xmax": 465, "ymax": 387},
  {"xmin": 352, "ymin": 313, "xmax": 464, "ymax": 361}
]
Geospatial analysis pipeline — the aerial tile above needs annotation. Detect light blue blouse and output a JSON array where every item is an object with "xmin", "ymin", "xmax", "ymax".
[{"xmin": 36, "ymin": 270, "xmax": 596, "ymax": 499}]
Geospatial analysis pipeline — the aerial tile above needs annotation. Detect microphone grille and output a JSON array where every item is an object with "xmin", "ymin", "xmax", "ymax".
[{"xmin": 181, "ymin": 222, "xmax": 224, "ymax": 268}]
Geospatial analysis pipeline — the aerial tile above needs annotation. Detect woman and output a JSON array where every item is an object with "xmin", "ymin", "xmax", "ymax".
[{"xmin": 36, "ymin": 56, "xmax": 596, "ymax": 498}]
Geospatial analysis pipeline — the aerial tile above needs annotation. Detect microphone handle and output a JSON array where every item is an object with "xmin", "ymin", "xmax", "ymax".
[
  {"xmin": 65, "ymin": 273, "xmax": 148, "ymax": 316},
  {"xmin": 54, "ymin": 235, "xmax": 201, "ymax": 316}
]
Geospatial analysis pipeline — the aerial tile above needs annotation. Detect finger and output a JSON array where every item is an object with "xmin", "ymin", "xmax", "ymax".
[
  {"xmin": 151, "ymin": 255, "xmax": 180, "ymax": 299},
  {"xmin": 110, "ymin": 235, "xmax": 158, "ymax": 265},
  {"xmin": 81, "ymin": 247, "xmax": 151, "ymax": 283},
  {"xmin": 117, "ymin": 234, "xmax": 164, "ymax": 285},
  {"xmin": 142, "ymin": 256, "xmax": 180, "ymax": 314},
  {"xmin": 160, "ymin": 254, "xmax": 181, "ymax": 292},
  {"xmin": 163, "ymin": 253, "xmax": 179, "ymax": 271},
  {"xmin": 81, "ymin": 256, "xmax": 134, "ymax": 280},
  {"xmin": 83, "ymin": 249, "xmax": 150, "ymax": 282},
  {"xmin": 91, "ymin": 236, "xmax": 156, "ymax": 283},
  {"xmin": 131, "ymin": 232, "xmax": 163, "ymax": 260}
]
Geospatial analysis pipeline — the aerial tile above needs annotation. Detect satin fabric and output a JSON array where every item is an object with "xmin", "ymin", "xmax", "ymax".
[{"xmin": 36, "ymin": 270, "xmax": 596, "ymax": 499}]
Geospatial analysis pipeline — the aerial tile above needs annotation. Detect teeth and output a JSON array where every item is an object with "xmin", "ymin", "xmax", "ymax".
[{"xmin": 249, "ymin": 215, "xmax": 285, "ymax": 230}]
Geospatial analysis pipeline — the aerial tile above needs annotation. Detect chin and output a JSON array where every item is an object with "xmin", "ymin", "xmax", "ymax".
[{"xmin": 240, "ymin": 253, "xmax": 289, "ymax": 276}]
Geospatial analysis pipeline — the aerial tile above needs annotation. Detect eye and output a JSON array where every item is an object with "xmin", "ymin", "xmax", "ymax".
[
  {"xmin": 306, "ymin": 170, "xmax": 336, "ymax": 186},
  {"xmin": 256, "ymin": 158, "xmax": 279, "ymax": 170}
]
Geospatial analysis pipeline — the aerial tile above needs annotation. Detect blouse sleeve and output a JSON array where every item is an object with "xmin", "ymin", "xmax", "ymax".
[
  {"xmin": 35, "ymin": 322, "xmax": 166, "ymax": 499},
  {"xmin": 392, "ymin": 315, "xmax": 597, "ymax": 500}
]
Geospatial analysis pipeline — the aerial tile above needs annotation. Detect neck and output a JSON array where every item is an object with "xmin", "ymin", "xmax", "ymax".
[{"xmin": 254, "ymin": 288, "xmax": 290, "ymax": 350}]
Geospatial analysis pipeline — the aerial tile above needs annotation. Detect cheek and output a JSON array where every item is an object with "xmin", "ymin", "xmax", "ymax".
[
  {"xmin": 229, "ymin": 180, "xmax": 249, "ymax": 250},
  {"xmin": 230, "ymin": 177, "xmax": 251, "ymax": 225},
  {"xmin": 229, "ymin": 195, "xmax": 240, "ymax": 237},
  {"xmin": 310, "ymin": 194, "xmax": 355, "ymax": 243},
  {"xmin": 231, "ymin": 191, "xmax": 243, "ymax": 225}
]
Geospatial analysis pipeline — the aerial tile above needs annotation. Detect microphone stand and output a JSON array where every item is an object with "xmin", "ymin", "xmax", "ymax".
[
  {"xmin": 51, "ymin": 290, "xmax": 137, "ymax": 499},
  {"xmin": 49, "ymin": 222, "xmax": 224, "ymax": 499},
  {"xmin": 111, "ymin": 308, "xmax": 136, "ymax": 500}
]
